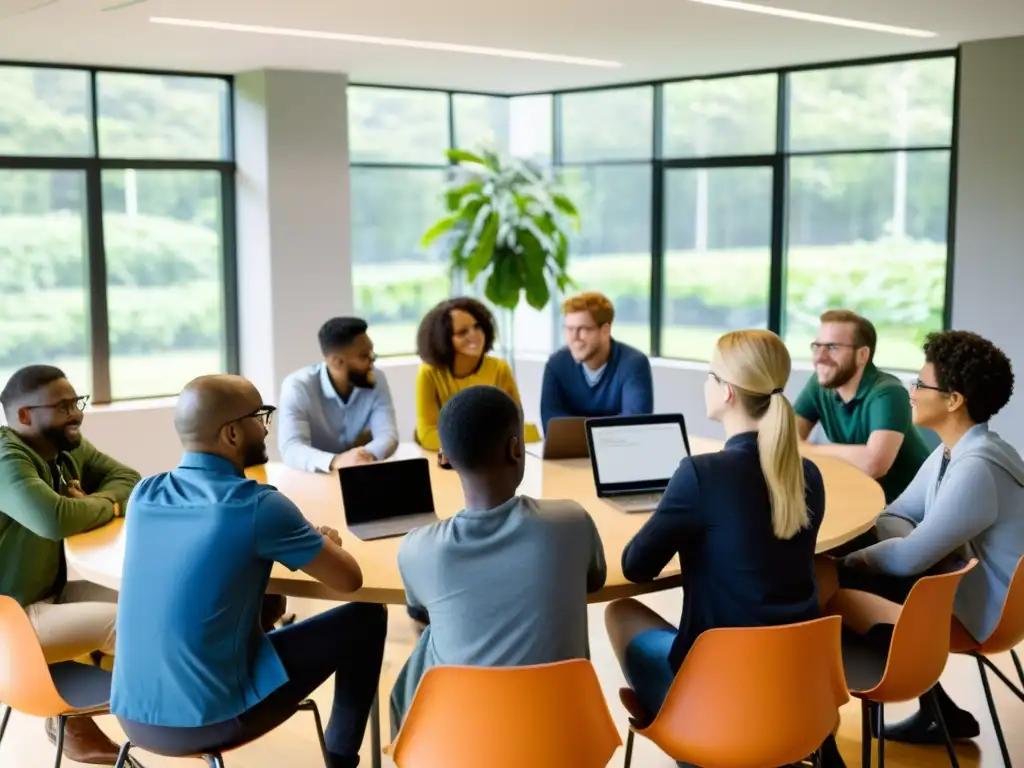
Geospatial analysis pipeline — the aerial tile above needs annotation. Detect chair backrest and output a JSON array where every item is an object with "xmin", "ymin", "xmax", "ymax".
[
  {"xmin": 391, "ymin": 659, "xmax": 621, "ymax": 768},
  {"xmin": 641, "ymin": 616, "xmax": 848, "ymax": 768},
  {"xmin": 0, "ymin": 596, "xmax": 74, "ymax": 717},
  {"xmin": 977, "ymin": 555, "xmax": 1024, "ymax": 654},
  {"xmin": 866, "ymin": 558, "xmax": 977, "ymax": 702}
]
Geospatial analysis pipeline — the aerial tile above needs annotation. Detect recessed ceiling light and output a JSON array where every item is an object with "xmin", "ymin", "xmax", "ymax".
[
  {"xmin": 685, "ymin": 0, "xmax": 937, "ymax": 38},
  {"xmin": 149, "ymin": 17, "xmax": 623, "ymax": 68}
]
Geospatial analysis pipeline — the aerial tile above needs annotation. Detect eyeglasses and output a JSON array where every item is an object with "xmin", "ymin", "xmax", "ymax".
[
  {"xmin": 25, "ymin": 395, "xmax": 90, "ymax": 417},
  {"xmin": 809, "ymin": 342, "xmax": 857, "ymax": 354},
  {"xmin": 219, "ymin": 405, "xmax": 276, "ymax": 432},
  {"xmin": 911, "ymin": 379, "xmax": 948, "ymax": 393},
  {"xmin": 564, "ymin": 324, "xmax": 599, "ymax": 338}
]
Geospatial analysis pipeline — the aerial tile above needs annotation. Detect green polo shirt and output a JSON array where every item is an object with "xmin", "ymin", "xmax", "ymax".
[
  {"xmin": 0, "ymin": 427, "xmax": 141, "ymax": 606},
  {"xmin": 793, "ymin": 364, "xmax": 931, "ymax": 503}
]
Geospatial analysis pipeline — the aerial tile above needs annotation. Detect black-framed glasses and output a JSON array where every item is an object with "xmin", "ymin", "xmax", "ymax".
[
  {"xmin": 25, "ymin": 395, "xmax": 90, "ymax": 417},
  {"xmin": 809, "ymin": 342, "xmax": 857, "ymax": 354},
  {"xmin": 220, "ymin": 405, "xmax": 276, "ymax": 432},
  {"xmin": 911, "ymin": 379, "xmax": 949, "ymax": 393}
]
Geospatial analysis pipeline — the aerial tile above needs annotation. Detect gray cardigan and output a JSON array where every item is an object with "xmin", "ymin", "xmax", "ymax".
[{"xmin": 845, "ymin": 422, "xmax": 1024, "ymax": 642}]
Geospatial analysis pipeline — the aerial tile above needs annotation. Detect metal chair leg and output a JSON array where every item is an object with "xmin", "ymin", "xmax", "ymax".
[
  {"xmin": 205, "ymin": 756, "xmax": 225, "ymax": 768},
  {"xmin": 53, "ymin": 715, "xmax": 65, "ymax": 768},
  {"xmin": 860, "ymin": 700, "xmax": 872, "ymax": 768},
  {"xmin": 875, "ymin": 702, "xmax": 885, "ymax": 768},
  {"xmin": 977, "ymin": 658, "xmax": 1013, "ymax": 768},
  {"xmin": 0, "ymin": 703, "xmax": 10, "ymax": 745},
  {"xmin": 1012, "ymin": 649, "xmax": 1024, "ymax": 690},
  {"xmin": 113, "ymin": 741, "xmax": 132, "ymax": 768},
  {"xmin": 623, "ymin": 728, "xmax": 634, "ymax": 768},
  {"xmin": 299, "ymin": 700, "xmax": 330, "ymax": 768},
  {"xmin": 928, "ymin": 688, "xmax": 961, "ymax": 768}
]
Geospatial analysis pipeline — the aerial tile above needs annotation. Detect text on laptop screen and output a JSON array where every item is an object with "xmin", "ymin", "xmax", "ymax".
[
  {"xmin": 339, "ymin": 459, "xmax": 435, "ymax": 524},
  {"xmin": 590, "ymin": 422, "xmax": 687, "ymax": 486}
]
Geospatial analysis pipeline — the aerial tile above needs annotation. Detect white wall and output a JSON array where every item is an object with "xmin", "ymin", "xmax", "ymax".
[{"xmin": 77, "ymin": 36, "xmax": 1024, "ymax": 474}]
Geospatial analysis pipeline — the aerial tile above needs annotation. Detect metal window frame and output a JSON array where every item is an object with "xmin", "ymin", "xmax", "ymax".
[{"xmin": 0, "ymin": 62, "xmax": 237, "ymax": 403}]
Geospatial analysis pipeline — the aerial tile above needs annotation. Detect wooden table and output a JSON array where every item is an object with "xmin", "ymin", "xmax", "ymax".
[{"xmin": 65, "ymin": 436, "xmax": 885, "ymax": 605}]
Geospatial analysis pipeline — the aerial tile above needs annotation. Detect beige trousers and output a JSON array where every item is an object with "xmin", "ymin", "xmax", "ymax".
[{"xmin": 25, "ymin": 581, "xmax": 118, "ymax": 664}]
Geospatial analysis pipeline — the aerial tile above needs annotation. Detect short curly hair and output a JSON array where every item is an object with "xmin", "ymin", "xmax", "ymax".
[
  {"xmin": 924, "ymin": 330, "xmax": 1014, "ymax": 424},
  {"xmin": 416, "ymin": 297, "xmax": 496, "ymax": 372}
]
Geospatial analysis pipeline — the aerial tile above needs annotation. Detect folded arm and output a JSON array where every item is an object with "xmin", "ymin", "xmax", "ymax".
[
  {"xmin": 78, "ymin": 438, "xmax": 140, "ymax": 506},
  {"xmin": 540, "ymin": 362, "xmax": 572, "ymax": 432},
  {"xmin": 415, "ymin": 368, "xmax": 442, "ymax": 452},
  {"xmin": 620, "ymin": 357, "xmax": 654, "ymax": 416},
  {"xmin": 364, "ymin": 376, "xmax": 399, "ymax": 460}
]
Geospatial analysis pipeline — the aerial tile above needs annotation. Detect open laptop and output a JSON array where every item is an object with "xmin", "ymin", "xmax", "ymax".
[
  {"xmin": 585, "ymin": 414, "xmax": 691, "ymax": 513},
  {"xmin": 538, "ymin": 416, "xmax": 590, "ymax": 460},
  {"xmin": 338, "ymin": 457, "xmax": 439, "ymax": 541}
]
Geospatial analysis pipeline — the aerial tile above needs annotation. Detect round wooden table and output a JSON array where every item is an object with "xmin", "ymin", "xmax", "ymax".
[{"xmin": 65, "ymin": 437, "xmax": 884, "ymax": 605}]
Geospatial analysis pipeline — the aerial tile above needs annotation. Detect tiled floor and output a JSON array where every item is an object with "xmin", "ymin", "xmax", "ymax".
[{"xmin": 4, "ymin": 591, "xmax": 1022, "ymax": 767}]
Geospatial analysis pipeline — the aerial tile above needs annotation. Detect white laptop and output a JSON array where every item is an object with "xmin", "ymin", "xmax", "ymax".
[
  {"xmin": 584, "ymin": 414, "xmax": 691, "ymax": 513},
  {"xmin": 338, "ymin": 457, "xmax": 439, "ymax": 540}
]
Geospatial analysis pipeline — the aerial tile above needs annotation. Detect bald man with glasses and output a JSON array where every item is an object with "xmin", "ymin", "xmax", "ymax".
[{"xmin": 0, "ymin": 364, "xmax": 141, "ymax": 764}]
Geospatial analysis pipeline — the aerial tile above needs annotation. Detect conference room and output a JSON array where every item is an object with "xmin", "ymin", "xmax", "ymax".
[{"xmin": 1, "ymin": 0, "xmax": 1024, "ymax": 766}]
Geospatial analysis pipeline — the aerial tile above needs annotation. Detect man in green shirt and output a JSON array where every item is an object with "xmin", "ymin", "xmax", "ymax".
[
  {"xmin": 0, "ymin": 365, "xmax": 140, "ymax": 764},
  {"xmin": 794, "ymin": 309, "xmax": 931, "ymax": 504}
]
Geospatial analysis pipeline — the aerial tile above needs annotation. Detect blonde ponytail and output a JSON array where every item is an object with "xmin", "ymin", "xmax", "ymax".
[
  {"xmin": 713, "ymin": 330, "xmax": 810, "ymax": 540},
  {"xmin": 757, "ymin": 392, "xmax": 808, "ymax": 539}
]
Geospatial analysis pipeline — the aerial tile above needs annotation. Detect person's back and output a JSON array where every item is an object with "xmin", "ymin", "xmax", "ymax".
[
  {"xmin": 623, "ymin": 436, "xmax": 824, "ymax": 667},
  {"xmin": 390, "ymin": 385, "xmax": 605, "ymax": 732}
]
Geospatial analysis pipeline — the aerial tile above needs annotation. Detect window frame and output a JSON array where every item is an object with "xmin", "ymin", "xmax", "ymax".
[{"xmin": 0, "ymin": 60, "xmax": 237, "ymax": 404}]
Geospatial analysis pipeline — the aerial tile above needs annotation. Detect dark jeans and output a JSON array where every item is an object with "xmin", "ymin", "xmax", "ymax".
[{"xmin": 122, "ymin": 603, "xmax": 387, "ymax": 765}]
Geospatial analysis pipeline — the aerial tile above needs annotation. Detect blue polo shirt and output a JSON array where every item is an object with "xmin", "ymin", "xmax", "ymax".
[{"xmin": 110, "ymin": 452, "xmax": 325, "ymax": 727}]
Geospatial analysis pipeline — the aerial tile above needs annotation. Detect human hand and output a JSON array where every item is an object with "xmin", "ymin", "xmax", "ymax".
[
  {"xmin": 318, "ymin": 525, "xmax": 343, "ymax": 547},
  {"xmin": 66, "ymin": 480, "xmax": 87, "ymax": 499},
  {"xmin": 330, "ymin": 448, "xmax": 375, "ymax": 470}
]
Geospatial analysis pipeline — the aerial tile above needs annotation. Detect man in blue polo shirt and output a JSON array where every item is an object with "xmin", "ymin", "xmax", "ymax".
[
  {"xmin": 540, "ymin": 292, "xmax": 654, "ymax": 433},
  {"xmin": 278, "ymin": 316, "xmax": 398, "ymax": 473},
  {"xmin": 111, "ymin": 374, "xmax": 386, "ymax": 768}
]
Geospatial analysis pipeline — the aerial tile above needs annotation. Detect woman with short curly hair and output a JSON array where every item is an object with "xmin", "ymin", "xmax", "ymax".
[
  {"xmin": 822, "ymin": 330, "xmax": 1024, "ymax": 752},
  {"xmin": 413, "ymin": 297, "xmax": 521, "ymax": 451}
]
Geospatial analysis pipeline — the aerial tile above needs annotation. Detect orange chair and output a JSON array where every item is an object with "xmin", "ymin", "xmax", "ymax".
[
  {"xmin": 0, "ymin": 595, "xmax": 142, "ymax": 768},
  {"xmin": 949, "ymin": 555, "xmax": 1024, "ymax": 768},
  {"xmin": 622, "ymin": 616, "xmax": 849, "ymax": 768},
  {"xmin": 831, "ymin": 559, "xmax": 976, "ymax": 768},
  {"xmin": 388, "ymin": 659, "xmax": 621, "ymax": 768}
]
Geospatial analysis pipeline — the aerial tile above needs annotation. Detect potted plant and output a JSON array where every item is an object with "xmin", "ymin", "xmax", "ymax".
[{"xmin": 420, "ymin": 148, "xmax": 579, "ymax": 366}]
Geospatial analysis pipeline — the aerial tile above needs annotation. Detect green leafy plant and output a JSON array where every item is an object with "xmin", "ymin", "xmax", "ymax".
[{"xmin": 420, "ymin": 149, "xmax": 579, "ymax": 313}]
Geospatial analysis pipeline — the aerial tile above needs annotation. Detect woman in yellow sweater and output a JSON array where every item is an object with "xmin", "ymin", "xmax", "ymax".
[{"xmin": 414, "ymin": 297, "xmax": 521, "ymax": 451}]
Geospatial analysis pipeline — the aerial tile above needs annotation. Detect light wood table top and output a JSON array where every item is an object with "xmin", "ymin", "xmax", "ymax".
[{"xmin": 65, "ymin": 437, "xmax": 884, "ymax": 605}]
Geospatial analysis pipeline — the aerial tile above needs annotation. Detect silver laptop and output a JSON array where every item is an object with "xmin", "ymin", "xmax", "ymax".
[
  {"xmin": 585, "ymin": 414, "xmax": 690, "ymax": 513},
  {"xmin": 339, "ymin": 457, "xmax": 439, "ymax": 540},
  {"xmin": 534, "ymin": 416, "xmax": 590, "ymax": 460}
]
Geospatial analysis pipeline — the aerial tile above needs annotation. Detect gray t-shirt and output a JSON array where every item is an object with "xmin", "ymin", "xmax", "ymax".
[{"xmin": 389, "ymin": 495, "xmax": 607, "ymax": 732}]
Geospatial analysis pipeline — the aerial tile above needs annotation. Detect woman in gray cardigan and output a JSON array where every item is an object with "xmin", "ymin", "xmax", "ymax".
[{"xmin": 838, "ymin": 329, "xmax": 1023, "ymax": 749}]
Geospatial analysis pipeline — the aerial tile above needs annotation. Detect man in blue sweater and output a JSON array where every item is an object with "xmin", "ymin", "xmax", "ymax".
[{"xmin": 541, "ymin": 292, "xmax": 654, "ymax": 433}]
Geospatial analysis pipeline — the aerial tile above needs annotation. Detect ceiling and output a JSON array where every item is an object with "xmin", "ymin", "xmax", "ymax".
[{"xmin": 0, "ymin": 0, "xmax": 1022, "ymax": 92}]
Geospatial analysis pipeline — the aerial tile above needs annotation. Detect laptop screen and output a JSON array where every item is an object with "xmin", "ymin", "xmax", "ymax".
[
  {"xmin": 588, "ymin": 419, "xmax": 688, "ymax": 493},
  {"xmin": 338, "ymin": 458, "xmax": 435, "ymax": 525}
]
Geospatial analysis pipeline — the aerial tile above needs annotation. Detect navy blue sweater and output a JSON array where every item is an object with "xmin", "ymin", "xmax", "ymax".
[
  {"xmin": 540, "ymin": 340, "xmax": 654, "ymax": 433},
  {"xmin": 622, "ymin": 431, "xmax": 826, "ymax": 672}
]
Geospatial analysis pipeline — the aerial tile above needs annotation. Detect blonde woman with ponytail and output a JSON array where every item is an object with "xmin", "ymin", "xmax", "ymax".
[{"xmin": 605, "ymin": 329, "xmax": 827, "ymax": 728}]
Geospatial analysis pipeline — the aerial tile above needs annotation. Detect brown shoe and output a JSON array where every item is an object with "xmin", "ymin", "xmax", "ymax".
[{"xmin": 44, "ymin": 716, "xmax": 122, "ymax": 764}]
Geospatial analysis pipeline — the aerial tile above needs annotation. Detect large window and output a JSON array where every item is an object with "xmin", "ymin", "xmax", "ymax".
[
  {"xmin": 351, "ymin": 52, "xmax": 956, "ymax": 369},
  {"xmin": 0, "ymin": 65, "xmax": 235, "ymax": 402}
]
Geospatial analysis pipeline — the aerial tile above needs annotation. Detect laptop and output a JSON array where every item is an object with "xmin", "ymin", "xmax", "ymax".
[
  {"xmin": 585, "ymin": 414, "xmax": 691, "ymax": 513},
  {"xmin": 538, "ymin": 416, "xmax": 590, "ymax": 460},
  {"xmin": 338, "ymin": 457, "xmax": 439, "ymax": 541}
]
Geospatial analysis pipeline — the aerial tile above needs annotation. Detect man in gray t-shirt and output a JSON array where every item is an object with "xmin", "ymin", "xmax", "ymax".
[{"xmin": 389, "ymin": 386, "xmax": 606, "ymax": 734}]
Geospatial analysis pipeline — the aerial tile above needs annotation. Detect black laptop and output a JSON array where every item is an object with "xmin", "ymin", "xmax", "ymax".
[{"xmin": 338, "ymin": 457, "xmax": 439, "ymax": 541}]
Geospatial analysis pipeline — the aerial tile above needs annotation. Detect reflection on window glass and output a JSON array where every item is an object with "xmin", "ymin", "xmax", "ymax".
[
  {"xmin": 788, "ymin": 58, "xmax": 955, "ymax": 152},
  {"xmin": 662, "ymin": 167, "xmax": 773, "ymax": 361},
  {"xmin": 561, "ymin": 87, "xmax": 653, "ymax": 162},
  {"xmin": 560, "ymin": 165, "xmax": 652, "ymax": 353},
  {"xmin": 0, "ymin": 67, "xmax": 91, "ymax": 157},
  {"xmin": 509, "ymin": 95, "xmax": 552, "ymax": 162},
  {"xmin": 97, "ymin": 74, "xmax": 229, "ymax": 160},
  {"xmin": 785, "ymin": 151, "xmax": 950, "ymax": 371},
  {"xmin": 0, "ymin": 170, "xmax": 91, "ymax": 394},
  {"xmin": 348, "ymin": 87, "xmax": 450, "ymax": 164},
  {"xmin": 453, "ymin": 94, "xmax": 509, "ymax": 153},
  {"xmin": 350, "ymin": 168, "xmax": 450, "ymax": 356},
  {"xmin": 662, "ymin": 74, "xmax": 777, "ymax": 158},
  {"xmin": 102, "ymin": 169, "xmax": 227, "ymax": 399}
]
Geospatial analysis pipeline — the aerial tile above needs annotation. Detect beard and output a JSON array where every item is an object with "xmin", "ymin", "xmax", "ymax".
[
  {"xmin": 350, "ymin": 369, "xmax": 376, "ymax": 389},
  {"xmin": 242, "ymin": 439, "xmax": 269, "ymax": 469},
  {"xmin": 818, "ymin": 358, "xmax": 858, "ymax": 390},
  {"xmin": 42, "ymin": 424, "xmax": 81, "ymax": 453}
]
